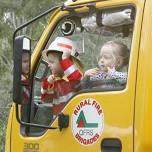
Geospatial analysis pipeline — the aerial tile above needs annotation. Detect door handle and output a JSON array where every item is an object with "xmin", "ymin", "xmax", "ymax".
[{"xmin": 101, "ymin": 138, "xmax": 122, "ymax": 152}]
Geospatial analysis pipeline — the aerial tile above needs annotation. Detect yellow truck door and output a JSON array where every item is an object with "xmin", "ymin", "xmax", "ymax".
[
  {"xmin": 9, "ymin": 0, "xmax": 145, "ymax": 152},
  {"xmin": 134, "ymin": 0, "xmax": 152, "ymax": 151}
]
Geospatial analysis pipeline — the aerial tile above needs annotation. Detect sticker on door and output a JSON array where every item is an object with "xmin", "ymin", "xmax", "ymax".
[{"xmin": 72, "ymin": 98, "xmax": 104, "ymax": 146}]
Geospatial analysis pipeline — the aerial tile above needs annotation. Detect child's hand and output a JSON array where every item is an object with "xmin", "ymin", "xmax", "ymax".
[
  {"xmin": 62, "ymin": 50, "xmax": 71, "ymax": 59},
  {"xmin": 107, "ymin": 67, "xmax": 116, "ymax": 75},
  {"xmin": 84, "ymin": 68, "xmax": 100, "ymax": 77},
  {"xmin": 41, "ymin": 88, "xmax": 47, "ymax": 94},
  {"xmin": 21, "ymin": 75, "xmax": 26, "ymax": 81},
  {"xmin": 47, "ymin": 75, "xmax": 55, "ymax": 83}
]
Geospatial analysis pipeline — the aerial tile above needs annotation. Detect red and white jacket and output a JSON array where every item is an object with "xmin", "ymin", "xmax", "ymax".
[{"xmin": 41, "ymin": 58, "xmax": 82, "ymax": 115}]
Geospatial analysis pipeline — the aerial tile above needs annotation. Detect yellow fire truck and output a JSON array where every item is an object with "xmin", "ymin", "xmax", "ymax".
[{"xmin": 5, "ymin": 0, "xmax": 152, "ymax": 151}]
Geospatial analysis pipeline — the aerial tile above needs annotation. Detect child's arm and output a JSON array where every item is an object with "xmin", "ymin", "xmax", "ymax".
[
  {"xmin": 41, "ymin": 77, "xmax": 54, "ymax": 102},
  {"xmin": 21, "ymin": 74, "xmax": 29, "ymax": 85},
  {"xmin": 60, "ymin": 50, "xmax": 82, "ymax": 81},
  {"xmin": 84, "ymin": 68, "xmax": 100, "ymax": 78},
  {"xmin": 60, "ymin": 59, "xmax": 82, "ymax": 81},
  {"xmin": 108, "ymin": 67, "xmax": 127, "ymax": 84}
]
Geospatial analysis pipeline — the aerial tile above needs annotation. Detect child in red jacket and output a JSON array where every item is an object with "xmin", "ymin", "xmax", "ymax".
[
  {"xmin": 21, "ymin": 51, "xmax": 30, "ymax": 122},
  {"xmin": 41, "ymin": 37, "xmax": 82, "ymax": 116},
  {"xmin": 21, "ymin": 51, "xmax": 30, "ymax": 104}
]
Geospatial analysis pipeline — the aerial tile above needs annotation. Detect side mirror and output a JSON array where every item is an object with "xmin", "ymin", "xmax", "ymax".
[
  {"xmin": 13, "ymin": 35, "xmax": 31, "ymax": 104},
  {"xmin": 58, "ymin": 113, "xmax": 69, "ymax": 131}
]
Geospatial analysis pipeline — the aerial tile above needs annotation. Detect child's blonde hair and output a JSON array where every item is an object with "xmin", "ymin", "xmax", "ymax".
[{"xmin": 99, "ymin": 40, "xmax": 130, "ymax": 69}]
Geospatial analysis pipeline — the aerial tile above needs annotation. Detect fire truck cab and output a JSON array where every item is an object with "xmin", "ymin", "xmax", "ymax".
[{"xmin": 5, "ymin": 0, "xmax": 152, "ymax": 152}]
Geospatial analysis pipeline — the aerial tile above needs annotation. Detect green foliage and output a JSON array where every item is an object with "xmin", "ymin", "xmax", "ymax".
[
  {"xmin": 0, "ymin": 0, "xmax": 64, "ymax": 151},
  {"xmin": 0, "ymin": 107, "xmax": 10, "ymax": 152}
]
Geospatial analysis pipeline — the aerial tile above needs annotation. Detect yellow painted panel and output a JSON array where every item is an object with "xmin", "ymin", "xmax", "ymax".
[{"xmin": 7, "ymin": 0, "xmax": 146, "ymax": 152}]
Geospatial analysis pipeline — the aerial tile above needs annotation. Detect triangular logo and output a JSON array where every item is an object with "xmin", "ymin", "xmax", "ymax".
[{"xmin": 76, "ymin": 111, "xmax": 98, "ymax": 128}]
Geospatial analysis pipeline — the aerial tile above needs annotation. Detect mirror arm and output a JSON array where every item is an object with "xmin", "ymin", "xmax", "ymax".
[
  {"xmin": 13, "ymin": 5, "xmax": 61, "ymax": 44},
  {"xmin": 15, "ymin": 104, "xmax": 57, "ymax": 129},
  {"xmin": 58, "ymin": 113, "xmax": 69, "ymax": 131}
]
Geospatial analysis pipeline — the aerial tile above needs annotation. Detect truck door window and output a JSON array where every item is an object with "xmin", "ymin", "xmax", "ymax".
[
  {"xmin": 42, "ymin": 6, "xmax": 135, "ymax": 91},
  {"xmin": 31, "ymin": 5, "xmax": 135, "ymax": 133}
]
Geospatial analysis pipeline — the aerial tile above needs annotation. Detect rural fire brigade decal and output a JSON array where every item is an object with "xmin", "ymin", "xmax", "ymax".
[{"xmin": 72, "ymin": 98, "xmax": 104, "ymax": 146}]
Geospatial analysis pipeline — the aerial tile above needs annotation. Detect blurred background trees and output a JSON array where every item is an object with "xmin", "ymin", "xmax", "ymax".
[{"xmin": 0, "ymin": 0, "xmax": 63, "ymax": 151}]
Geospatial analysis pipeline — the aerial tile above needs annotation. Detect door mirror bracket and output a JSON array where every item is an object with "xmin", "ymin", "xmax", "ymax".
[{"xmin": 58, "ymin": 113, "xmax": 69, "ymax": 131}]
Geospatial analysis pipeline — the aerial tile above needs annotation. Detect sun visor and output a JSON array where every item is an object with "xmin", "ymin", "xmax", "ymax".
[
  {"xmin": 81, "ymin": 8, "xmax": 134, "ymax": 35},
  {"xmin": 102, "ymin": 9, "xmax": 134, "ymax": 27}
]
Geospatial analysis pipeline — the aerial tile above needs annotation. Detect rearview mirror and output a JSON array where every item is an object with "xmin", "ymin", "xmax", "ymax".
[{"xmin": 13, "ymin": 35, "xmax": 31, "ymax": 104}]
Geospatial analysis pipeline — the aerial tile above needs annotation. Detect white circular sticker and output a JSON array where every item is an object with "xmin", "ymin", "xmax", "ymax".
[{"xmin": 72, "ymin": 98, "xmax": 104, "ymax": 146}]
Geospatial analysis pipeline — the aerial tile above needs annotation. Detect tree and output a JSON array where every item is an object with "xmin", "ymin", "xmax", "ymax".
[{"xmin": 0, "ymin": 0, "xmax": 64, "ymax": 151}]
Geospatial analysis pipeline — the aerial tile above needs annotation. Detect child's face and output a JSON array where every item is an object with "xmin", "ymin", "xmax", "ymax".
[
  {"xmin": 98, "ymin": 45, "xmax": 117, "ymax": 71},
  {"xmin": 47, "ymin": 53, "xmax": 63, "ymax": 76},
  {"xmin": 22, "ymin": 53, "xmax": 30, "ymax": 74}
]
